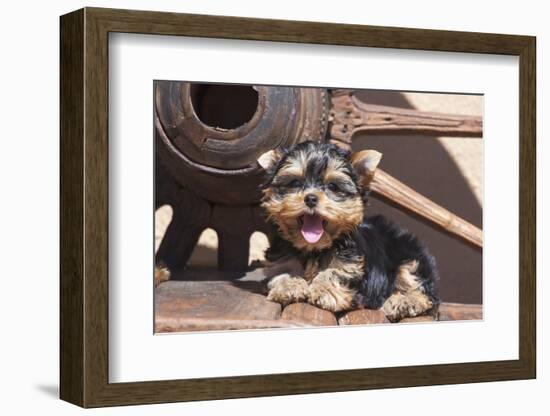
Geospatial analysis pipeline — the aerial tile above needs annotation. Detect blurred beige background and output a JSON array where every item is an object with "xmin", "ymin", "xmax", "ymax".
[{"xmin": 156, "ymin": 90, "xmax": 483, "ymax": 304}]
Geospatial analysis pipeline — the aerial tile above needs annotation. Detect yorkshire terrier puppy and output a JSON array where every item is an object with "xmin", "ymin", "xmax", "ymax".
[{"xmin": 260, "ymin": 141, "xmax": 439, "ymax": 322}]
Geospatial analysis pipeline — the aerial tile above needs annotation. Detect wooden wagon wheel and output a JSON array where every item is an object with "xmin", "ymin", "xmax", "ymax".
[{"xmin": 155, "ymin": 81, "xmax": 329, "ymax": 271}]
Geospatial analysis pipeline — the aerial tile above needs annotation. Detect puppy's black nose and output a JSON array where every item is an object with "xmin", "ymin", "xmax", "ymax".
[{"xmin": 304, "ymin": 194, "xmax": 318, "ymax": 208}]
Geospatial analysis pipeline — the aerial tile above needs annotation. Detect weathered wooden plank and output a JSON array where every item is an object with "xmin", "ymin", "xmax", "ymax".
[
  {"xmin": 282, "ymin": 303, "xmax": 338, "ymax": 326},
  {"xmin": 339, "ymin": 309, "xmax": 389, "ymax": 325},
  {"xmin": 438, "ymin": 302, "xmax": 483, "ymax": 321},
  {"xmin": 155, "ymin": 280, "xmax": 282, "ymax": 332},
  {"xmin": 155, "ymin": 275, "xmax": 482, "ymax": 333},
  {"xmin": 399, "ymin": 316, "xmax": 437, "ymax": 323}
]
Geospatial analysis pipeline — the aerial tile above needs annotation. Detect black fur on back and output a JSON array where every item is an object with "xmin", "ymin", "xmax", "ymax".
[{"xmin": 353, "ymin": 215, "xmax": 440, "ymax": 310}]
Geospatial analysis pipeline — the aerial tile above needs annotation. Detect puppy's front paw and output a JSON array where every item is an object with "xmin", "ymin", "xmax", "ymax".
[
  {"xmin": 308, "ymin": 286, "xmax": 339, "ymax": 312},
  {"xmin": 308, "ymin": 276, "xmax": 354, "ymax": 313},
  {"xmin": 266, "ymin": 275, "xmax": 309, "ymax": 306},
  {"xmin": 382, "ymin": 292, "xmax": 433, "ymax": 322}
]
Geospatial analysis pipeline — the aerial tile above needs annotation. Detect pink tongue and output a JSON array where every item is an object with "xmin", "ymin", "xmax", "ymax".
[{"xmin": 301, "ymin": 214, "xmax": 324, "ymax": 243}]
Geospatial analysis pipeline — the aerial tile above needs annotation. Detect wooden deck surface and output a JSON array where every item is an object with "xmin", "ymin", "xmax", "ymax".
[{"xmin": 155, "ymin": 267, "xmax": 482, "ymax": 333}]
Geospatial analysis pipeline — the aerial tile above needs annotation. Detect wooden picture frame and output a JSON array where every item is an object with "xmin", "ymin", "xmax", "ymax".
[{"xmin": 60, "ymin": 7, "xmax": 536, "ymax": 408}]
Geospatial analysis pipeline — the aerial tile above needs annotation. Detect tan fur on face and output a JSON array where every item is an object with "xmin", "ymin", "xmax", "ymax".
[
  {"xmin": 262, "ymin": 189, "xmax": 326, "ymax": 248},
  {"xmin": 315, "ymin": 192, "xmax": 363, "ymax": 238},
  {"xmin": 276, "ymin": 149, "xmax": 308, "ymax": 178},
  {"xmin": 324, "ymin": 157, "xmax": 348, "ymax": 178},
  {"xmin": 324, "ymin": 158, "xmax": 356, "ymax": 187},
  {"xmin": 262, "ymin": 145, "xmax": 364, "ymax": 251},
  {"xmin": 262, "ymin": 189, "xmax": 363, "ymax": 252}
]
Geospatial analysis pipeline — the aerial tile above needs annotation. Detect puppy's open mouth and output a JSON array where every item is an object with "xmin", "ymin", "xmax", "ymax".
[{"xmin": 298, "ymin": 214, "xmax": 326, "ymax": 244}]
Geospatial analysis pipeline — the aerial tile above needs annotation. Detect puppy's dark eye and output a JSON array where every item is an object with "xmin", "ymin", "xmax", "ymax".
[
  {"xmin": 288, "ymin": 179, "xmax": 302, "ymax": 188},
  {"xmin": 327, "ymin": 182, "xmax": 340, "ymax": 192}
]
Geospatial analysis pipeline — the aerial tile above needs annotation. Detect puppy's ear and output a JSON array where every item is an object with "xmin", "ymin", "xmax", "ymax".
[
  {"xmin": 258, "ymin": 148, "xmax": 286, "ymax": 190},
  {"xmin": 351, "ymin": 150, "xmax": 383, "ymax": 189},
  {"xmin": 257, "ymin": 148, "xmax": 284, "ymax": 172}
]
